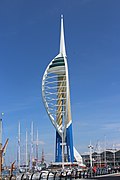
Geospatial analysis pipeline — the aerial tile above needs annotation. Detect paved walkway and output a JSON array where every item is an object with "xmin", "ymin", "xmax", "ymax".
[{"xmin": 89, "ymin": 173, "xmax": 120, "ymax": 179}]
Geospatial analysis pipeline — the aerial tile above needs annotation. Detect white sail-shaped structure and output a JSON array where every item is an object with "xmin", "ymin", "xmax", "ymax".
[{"xmin": 42, "ymin": 15, "xmax": 82, "ymax": 164}]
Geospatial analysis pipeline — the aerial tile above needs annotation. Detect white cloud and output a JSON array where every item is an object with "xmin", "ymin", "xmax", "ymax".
[{"xmin": 102, "ymin": 122, "xmax": 120, "ymax": 131}]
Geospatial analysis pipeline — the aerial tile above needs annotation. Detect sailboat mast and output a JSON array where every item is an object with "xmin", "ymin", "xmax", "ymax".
[
  {"xmin": 0, "ymin": 118, "xmax": 2, "ymax": 176},
  {"xmin": 30, "ymin": 122, "xmax": 33, "ymax": 168},
  {"xmin": 26, "ymin": 130, "xmax": 28, "ymax": 172},
  {"xmin": 18, "ymin": 122, "xmax": 21, "ymax": 169},
  {"xmin": 0, "ymin": 119, "xmax": 2, "ymax": 148},
  {"xmin": 36, "ymin": 130, "xmax": 39, "ymax": 160}
]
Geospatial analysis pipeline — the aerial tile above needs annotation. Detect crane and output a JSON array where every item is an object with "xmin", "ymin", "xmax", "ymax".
[{"xmin": 0, "ymin": 138, "xmax": 9, "ymax": 176}]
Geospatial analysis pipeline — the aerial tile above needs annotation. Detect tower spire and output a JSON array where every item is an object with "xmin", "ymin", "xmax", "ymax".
[{"xmin": 59, "ymin": 15, "xmax": 66, "ymax": 56}]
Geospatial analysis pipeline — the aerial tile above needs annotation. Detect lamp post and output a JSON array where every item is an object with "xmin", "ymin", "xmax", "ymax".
[
  {"xmin": 60, "ymin": 126, "xmax": 66, "ymax": 170},
  {"xmin": 113, "ymin": 150, "xmax": 115, "ymax": 169},
  {"xmin": 104, "ymin": 136, "xmax": 107, "ymax": 167},
  {"xmin": 113, "ymin": 144, "xmax": 116, "ymax": 169},
  {"xmin": 88, "ymin": 142, "xmax": 93, "ymax": 177}
]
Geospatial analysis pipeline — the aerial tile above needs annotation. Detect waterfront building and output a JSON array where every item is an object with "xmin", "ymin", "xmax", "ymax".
[
  {"xmin": 42, "ymin": 15, "xmax": 82, "ymax": 165},
  {"xmin": 82, "ymin": 149, "xmax": 120, "ymax": 168}
]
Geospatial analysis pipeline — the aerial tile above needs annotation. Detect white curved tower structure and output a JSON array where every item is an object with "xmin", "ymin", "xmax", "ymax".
[{"xmin": 42, "ymin": 15, "xmax": 82, "ymax": 163}]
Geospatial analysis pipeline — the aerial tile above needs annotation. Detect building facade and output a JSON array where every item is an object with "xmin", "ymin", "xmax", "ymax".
[{"xmin": 82, "ymin": 150, "xmax": 120, "ymax": 168}]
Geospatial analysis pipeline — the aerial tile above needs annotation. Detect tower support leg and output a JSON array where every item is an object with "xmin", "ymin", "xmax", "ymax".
[
  {"xmin": 55, "ymin": 131, "xmax": 62, "ymax": 162},
  {"xmin": 66, "ymin": 124, "xmax": 74, "ymax": 162},
  {"xmin": 55, "ymin": 123, "xmax": 74, "ymax": 163}
]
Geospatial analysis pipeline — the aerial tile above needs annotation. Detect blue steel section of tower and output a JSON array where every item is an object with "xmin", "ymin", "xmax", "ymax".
[
  {"xmin": 55, "ymin": 123, "xmax": 74, "ymax": 162},
  {"xmin": 66, "ymin": 124, "xmax": 74, "ymax": 162},
  {"xmin": 55, "ymin": 131, "xmax": 62, "ymax": 162}
]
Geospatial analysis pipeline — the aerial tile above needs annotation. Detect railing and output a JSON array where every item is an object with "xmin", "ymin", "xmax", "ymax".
[{"xmin": 2, "ymin": 168, "xmax": 120, "ymax": 180}]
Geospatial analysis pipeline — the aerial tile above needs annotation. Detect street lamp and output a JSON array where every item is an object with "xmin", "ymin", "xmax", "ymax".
[
  {"xmin": 60, "ymin": 126, "xmax": 66, "ymax": 170},
  {"xmin": 88, "ymin": 142, "xmax": 93, "ymax": 177},
  {"xmin": 113, "ymin": 144, "xmax": 116, "ymax": 169}
]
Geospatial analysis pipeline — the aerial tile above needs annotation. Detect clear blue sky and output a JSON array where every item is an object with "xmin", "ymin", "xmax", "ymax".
[{"xmin": 0, "ymin": 0, "xmax": 120, "ymax": 164}]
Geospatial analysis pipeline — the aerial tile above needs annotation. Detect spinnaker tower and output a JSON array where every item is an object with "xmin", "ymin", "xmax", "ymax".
[{"xmin": 42, "ymin": 15, "xmax": 82, "ymax": 164}]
